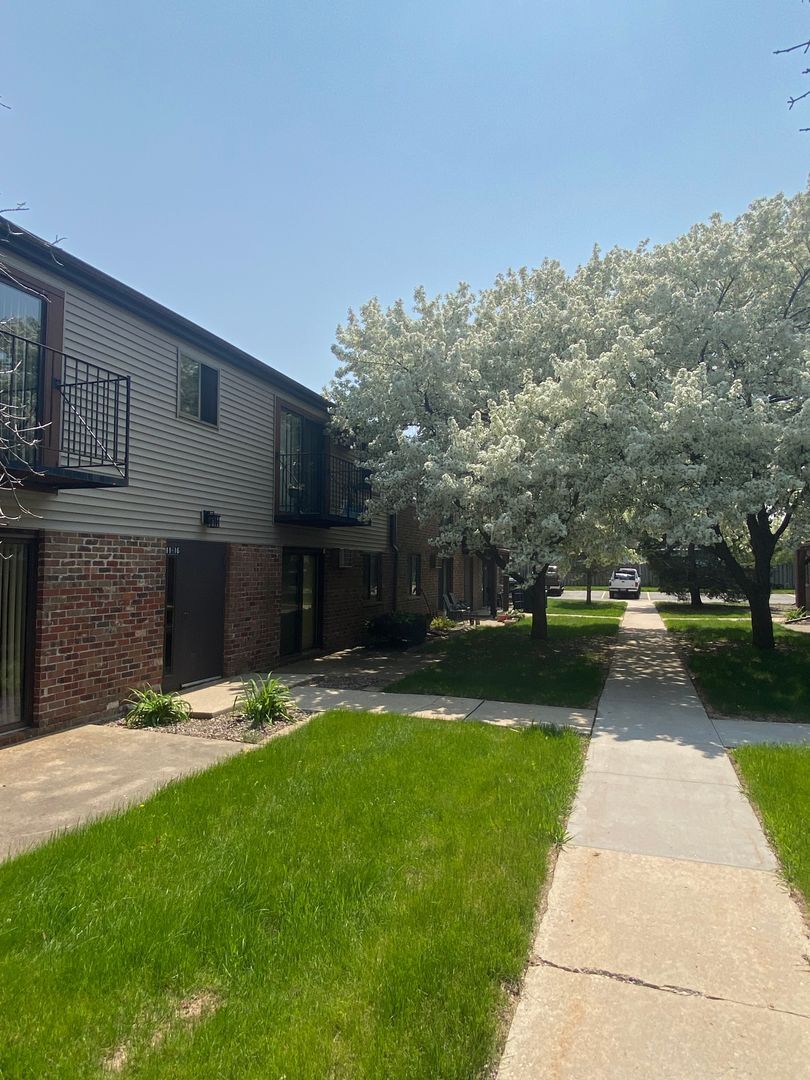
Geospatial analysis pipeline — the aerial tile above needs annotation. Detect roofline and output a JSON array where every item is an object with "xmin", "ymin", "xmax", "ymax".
[{"xmin": 0, "ymin": 216, "xmax": 329, "ymax": 410}]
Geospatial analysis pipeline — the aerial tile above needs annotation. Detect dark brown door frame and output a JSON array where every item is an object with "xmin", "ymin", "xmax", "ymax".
[
  {"xmin": 0, "ymin": 266, "xmax": 65, "ymax": 468},
  {"xmin": 0, "ymin": 531, "xmax": 39, "ymax": 730},
  {"xmin": 280, "ymin": 547, "xmax": 325, "ymax": 656}
]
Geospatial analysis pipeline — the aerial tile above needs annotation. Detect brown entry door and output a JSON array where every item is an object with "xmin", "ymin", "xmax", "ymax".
[{"xmin": 163, "ymin": 540, "xmax": 225, "ymax": 690}]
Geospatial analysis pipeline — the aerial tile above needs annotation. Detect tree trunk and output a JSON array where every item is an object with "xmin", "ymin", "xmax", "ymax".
[
  {"xmin": 529, "ymin": 566, "xmax": 548, "ymax": 640},
  {"xmin": 488, "ymin": 554, "xmax": 498, "ymax": 620},
  {"xmin": 686, "ymin": 543, "xmax": 702, "ymax": 608},
  {"xmin": 712, "ymin": 511, "xmax": 778, "ymax": 650},
  {"xmin": 585, "ymin": 568, "xmax": 592, "ymax": 605},
  {"xmin": 748, "ymin": 582, "xmax": 774, "ymax": 650}
]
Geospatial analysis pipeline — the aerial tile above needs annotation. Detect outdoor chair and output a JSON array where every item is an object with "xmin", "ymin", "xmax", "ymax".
[
  {"xmin": 442, "ymin": 593, "xmax": 471, "ymax": 620},
  {"xmin": 444, "ymin": 596, "xmax": 475, "ymax": 622}
]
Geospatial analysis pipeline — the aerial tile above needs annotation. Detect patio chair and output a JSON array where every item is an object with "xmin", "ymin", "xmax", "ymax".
[{"xmin": 442, "ymin": 593, "xmax": 470, "ymax": 620}]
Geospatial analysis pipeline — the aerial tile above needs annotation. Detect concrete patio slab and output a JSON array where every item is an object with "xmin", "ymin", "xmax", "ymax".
[
  {"xmin": 497, "ymin": 963, "xmax": 810, "ymax": 1080},
  {"xmin": 289, "ymin": 685, "xmax": 483, "ymax": 721},
  {"xmin": 0, "ymin": 725, "xmax": 243, "ymax": 862},
  {"xmin": 714, "ymin": 717, "xmax": 810, "ymax": 747},
  {"xmin": 469, "ymin": 701, "xmax": 594, "ymax": 733},
  {"xmin": 568, "ymin": 768, "xmax": 776, "ymax": 869},
  {"xmin": 180, "ymin": 673, "xmax": 312, "ymax": 718},
  {"xmin": 534, "ymin": 845, "xmax": 810, "ymax": 1014}
]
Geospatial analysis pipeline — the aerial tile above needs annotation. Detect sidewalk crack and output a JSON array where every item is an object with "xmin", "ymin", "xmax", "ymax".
[{"xmin": 529, "ymin": 956, "xmax": 810, "ymax": 1020}]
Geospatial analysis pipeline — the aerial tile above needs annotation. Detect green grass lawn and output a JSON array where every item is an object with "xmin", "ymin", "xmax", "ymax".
[
  {"xmin": 0, "ymin": 710, "xmax": 583, "ymax": 1079},
  {"xmin": 657, "ymin": 603, "xmax": 810, "ymax": 721},
  {"xmin": 733, "ymin": 745, "xmax": 810, "ymax": 905},
  {"xmin": 389, "ymin": 601, "xmax": 626, "ymax": 707}
]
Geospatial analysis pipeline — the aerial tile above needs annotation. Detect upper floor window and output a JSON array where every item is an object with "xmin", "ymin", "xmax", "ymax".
[{"xmin": 179, "ymin": 353, "xmax": 219, "ymax": 425}]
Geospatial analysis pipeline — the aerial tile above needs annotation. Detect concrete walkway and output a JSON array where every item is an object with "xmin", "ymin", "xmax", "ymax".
[
  {"xmin": 498, "ymin": 601, "xmax": 810, "ymax": 1079},
  {"xmin": 0, "ymin": 725, "xmax": 243, "ymax": 863}
]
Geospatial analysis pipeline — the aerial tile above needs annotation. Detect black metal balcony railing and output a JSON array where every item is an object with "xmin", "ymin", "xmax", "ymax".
[
  {"xmin": 0, "ymin": 329, "xmax": 130, "ymax": 487},
  {"xmin": 277, "ymin": 451, "xmax": 370, "ymax": 526}
]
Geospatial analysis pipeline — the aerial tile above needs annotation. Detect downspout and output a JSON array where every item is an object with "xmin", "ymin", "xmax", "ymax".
[{"xmin": 389, "ymin": 514, "xmax": 399, "ymax": 611}]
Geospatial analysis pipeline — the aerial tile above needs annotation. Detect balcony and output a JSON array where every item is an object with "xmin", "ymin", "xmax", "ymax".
[
  {"xmin": 0, "ymin": 330, "xmax": 130, "ymax": 489},
  {"xmin": 276, "ymin": 451, "xmax": 370, "ymax": 527}
]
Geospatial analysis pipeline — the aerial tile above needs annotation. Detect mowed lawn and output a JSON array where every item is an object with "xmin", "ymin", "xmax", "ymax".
[
  {"xmin": 388, "ymin": 601, "xmax": 626, "ymax": 707},
  {"xmin": 657, "ymin": 603, "xmax": 810, "ymax": 722},
  {"xmin": 734, "ymin": 745, "xmax": 810, "ymax": 904},
  {"xmin": 0, "ymin": 710, "xmax": 583, "ymax": 1080}
]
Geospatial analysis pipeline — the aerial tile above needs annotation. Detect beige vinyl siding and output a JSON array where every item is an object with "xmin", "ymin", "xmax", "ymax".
[{"xmin": 0, "ymin": 256, "xmax": 389, "ymax": 552}]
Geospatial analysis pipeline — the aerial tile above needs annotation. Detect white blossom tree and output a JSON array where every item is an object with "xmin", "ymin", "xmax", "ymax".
[
  {"xmin": 615, "ymin": 190, "xmax": 810, "ymax": 649},
  {"xmin": 330, "ymin": 189, "xmax": 810, "ymax": 650}
]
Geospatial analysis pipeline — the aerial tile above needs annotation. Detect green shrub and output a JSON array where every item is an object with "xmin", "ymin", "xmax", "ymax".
[
  {"xmin": 123, "ymin": 687, "xmax": 191, "ymax": 728},
  {"xmin": 430, "ymin": 614, "xmax": 456, "ymax": 632},
  {"xmin": 784, "ymin": 606, "xmax": 807, "ymax": 623},
  {"xmin": 363, "ymin": 611, "xmax": 429, "ymax": 648},
  {"xmin": 237, "ymin": 673, "xmax": 294, "ymax": 728}
]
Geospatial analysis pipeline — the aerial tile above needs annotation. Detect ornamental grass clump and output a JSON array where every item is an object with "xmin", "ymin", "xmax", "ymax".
[
  {"xmin": 237, "ymin": 674, "xmax": 293, "ymax": 728},
  {"xmin": 123, "ymin": 687, "xmax": 191, "ymax": 728}
]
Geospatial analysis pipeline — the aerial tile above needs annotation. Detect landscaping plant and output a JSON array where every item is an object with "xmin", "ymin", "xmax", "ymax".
[
  {"xmin": 123, "ymin": 687, "xmax": 191, "ymax": 728},
  {"xmin": 236, "ymin": 673, "xmax": 293, "ymax": 728},
  {"xmin": 363, "ymin": 610, "xmax": 429, "ymax": 648}
]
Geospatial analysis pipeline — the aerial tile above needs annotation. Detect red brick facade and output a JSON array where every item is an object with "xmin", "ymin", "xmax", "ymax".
[
  {"xmin": 321, "ymin": 546, "xmax": 393, "ymax": 652},
  {"xmin": 223, "ymin": 544, "xmax": 282, "ymax": 674},
  {"xmin": 13, "ymin": 515, "xmax": 493, "ymax": 741},
  {"xmin": 32, "ymin": 532, "xmax": 165, "ymax": 729}
]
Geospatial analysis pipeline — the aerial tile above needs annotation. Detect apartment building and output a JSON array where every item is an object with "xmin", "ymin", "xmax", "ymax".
[{"xmin": 0, "ymin": 219, "xmax": 485, "ymax": 742}]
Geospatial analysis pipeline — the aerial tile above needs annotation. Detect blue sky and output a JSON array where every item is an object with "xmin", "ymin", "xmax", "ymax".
[{"xmin": 3, "ymin": 1, "xmax": 808, "ymax": 392}]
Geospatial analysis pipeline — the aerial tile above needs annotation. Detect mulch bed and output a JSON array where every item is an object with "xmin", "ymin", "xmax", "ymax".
[{"xmin": 109, "ymin": 705, "xmax": 312, "ymax": 745}]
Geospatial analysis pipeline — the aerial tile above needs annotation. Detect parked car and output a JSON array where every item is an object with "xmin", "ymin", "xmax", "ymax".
[
  {"xmin": 546, "ymin": 565, "xmax": 565, "ymax": 596},
  {"xmin": 510, "ymin": 567, "xmax": 564, "ymax": 608},
  {"xmin": 609, "ymin": 567, "xmax": 641, "ymax": 600}
]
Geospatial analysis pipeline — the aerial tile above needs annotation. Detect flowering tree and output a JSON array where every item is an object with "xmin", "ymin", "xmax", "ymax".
[
  {"xmin": 617, "ymin": 190, "xmax": 810, "ymax": 648},
  {"xmin": 330, "ymin": 190, "xmax": 810, "ymax": 650},
  {"xmin": 329, "ymin": 263, "xmax": 632, "ymax": 634},
  {"xmin": 329, "ymin": 266, "xmax": 579, "ymax": 615}
]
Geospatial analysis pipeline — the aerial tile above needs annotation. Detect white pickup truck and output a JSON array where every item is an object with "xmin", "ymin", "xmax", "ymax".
[{"xmin": 608, "ymin": 567, "xmax": 641, "ymax": 600}]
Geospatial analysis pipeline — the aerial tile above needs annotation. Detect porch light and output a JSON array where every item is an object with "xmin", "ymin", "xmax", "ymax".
[{"xmin": 200, "ymin": 510, "xmax": 221, "ymax": 528}]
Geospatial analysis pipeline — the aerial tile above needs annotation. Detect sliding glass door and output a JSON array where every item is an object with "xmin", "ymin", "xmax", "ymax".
[
  {"xmin": 280, "ymin": 551, "xmax": 322, "ymax": 656},
  {"xmin": 0, "ymin": 539, "xmax": 34, "ymax": 730}
]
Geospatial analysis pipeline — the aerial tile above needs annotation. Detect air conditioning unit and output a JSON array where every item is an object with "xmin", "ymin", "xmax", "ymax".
[{"xmin": 337, "ymin": 548, "xmax": 351, "ymax": 569}]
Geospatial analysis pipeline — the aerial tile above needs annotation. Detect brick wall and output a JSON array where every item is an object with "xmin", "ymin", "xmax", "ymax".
[
  {"xmin": 33, "ymin": 532, "xmax": 165, "ymax": 729},
  {"xmin": 395, "ymin": 507, "xmax": 440, "ymax": 618},
  {"xmin": 224, "ymin": 544, "xmax": 282, "ymax": 674},
  {"xmin": 322, "ymin": 547, "xmax": 393, "ymax": 652}
]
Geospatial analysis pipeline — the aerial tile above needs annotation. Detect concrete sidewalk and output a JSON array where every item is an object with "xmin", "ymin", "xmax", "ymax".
[{"xmin": 498, "ymin": 601, "xmax": 810, "ymax": 1079}]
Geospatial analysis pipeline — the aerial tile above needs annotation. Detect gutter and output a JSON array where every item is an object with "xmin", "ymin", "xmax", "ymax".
[{"xmin": 0, "ymin": 217, "xmax": 329, "ymax": 411}]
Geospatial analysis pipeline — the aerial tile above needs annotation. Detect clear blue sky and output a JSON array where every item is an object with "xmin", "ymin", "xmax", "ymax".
[{"xmin": 3, "ymin": 1, "xmax": 808, "ymax": 392}]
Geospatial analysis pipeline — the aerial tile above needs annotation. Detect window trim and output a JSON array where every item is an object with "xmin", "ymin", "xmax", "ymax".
[
  {"xmin": 176, "ymin": 349, "xmax": 220, "ymax": 428},
  {"xmin": 409, "ymin": 553, "xmax": 422, "ymax": 596},
  {"xmin": 363, "ymin": 552, "xmax": 383, "ymax": 601},
  {"xmin": 0, "ymin": 265, "xmax": 65, "ymax": 465},
  {"xmin": 274, "ymin": 397, "xmax": 328, "ymax": 518}
]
